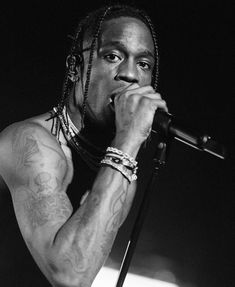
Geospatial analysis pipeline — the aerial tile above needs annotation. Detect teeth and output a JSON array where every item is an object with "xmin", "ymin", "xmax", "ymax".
[
  {"xmin": 108, "ymin": 95, "xmax": 115, "ymax": 110},
  {"xmin": 109, "ymin": 94, "xmax": 115, "ymax": 104}
]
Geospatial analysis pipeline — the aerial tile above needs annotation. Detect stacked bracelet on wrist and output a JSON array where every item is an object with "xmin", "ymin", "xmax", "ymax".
[{"xmin": 100, "ymin": 147, "xmax": 138, "ymax": 183}]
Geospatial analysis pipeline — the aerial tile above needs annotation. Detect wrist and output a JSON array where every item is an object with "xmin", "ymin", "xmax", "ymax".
[
  {"xmin": 111, "ymin": 134, "xmax": 142, "ymax": 159},
  {"xmin": 101, "ymin": 147, "xmax": 138, "ymax": 183}
]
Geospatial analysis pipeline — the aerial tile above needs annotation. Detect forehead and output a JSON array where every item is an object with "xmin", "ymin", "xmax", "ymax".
[{"xmin": 99, "ymin": 16, "xmax": 154, "ymax": 54}]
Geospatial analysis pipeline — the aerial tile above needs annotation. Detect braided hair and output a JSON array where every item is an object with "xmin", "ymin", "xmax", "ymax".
[{"xmin": 57, "ymin": 4, "xmax": 160, "ymax": 128}]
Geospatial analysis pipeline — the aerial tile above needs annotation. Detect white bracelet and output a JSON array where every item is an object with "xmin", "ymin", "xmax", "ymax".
[
  {"xmin": 101, "ymin": 158, "xmax": 137, "ymax": 183},
  {"xmin": 106, "ymin": 147, "xmax": 137, "ymax": 166},
  {"xmin": 105, "ymin": 153, "xmax": 136, "ymax": 170}
]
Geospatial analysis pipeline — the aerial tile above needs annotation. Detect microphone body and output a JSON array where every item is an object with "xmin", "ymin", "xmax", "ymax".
[{"xmin": 152, "ymin": 111, "xmax": 226, "ymax": 159}]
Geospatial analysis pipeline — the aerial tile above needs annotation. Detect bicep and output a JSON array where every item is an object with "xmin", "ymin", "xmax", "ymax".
[
  {"xmin": 11, "ymin": 171, "xmax": 73, "ymax": 244},
  {"xmin": 7, "ymin": 124, "xmax": 73, "ymax": 249}
]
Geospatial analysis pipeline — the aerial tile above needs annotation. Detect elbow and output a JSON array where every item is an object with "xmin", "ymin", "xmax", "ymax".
[
  {"xmin": 51, "ymin": 273, "xmax": 93, "ymax": 287},
  {"xmin": 41, "ymin": 236, "xmax": 96, "ymax": 286},
  {"xmin": 44, "ymin": 260, "xmax": 78, "ymax": 287},
  {"xmin": 46, "ymin": 257, "xmax": 93, "ymax": 287},
  {"xmin": 51, "ymin": 275, "xmax": 82, "ymax": 287}
]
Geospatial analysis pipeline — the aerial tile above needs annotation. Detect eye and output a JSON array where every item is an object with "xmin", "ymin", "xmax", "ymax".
[
  {"xmin": 104, "ymin": 53, "xmax": 121, "ymax": 63},
  {"xmin": 138, "ymin": 61, "xmax": 152, "ymax": 71}
]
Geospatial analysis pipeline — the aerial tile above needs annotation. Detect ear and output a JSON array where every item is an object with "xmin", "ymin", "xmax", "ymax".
[{"xmin": 66, "ymin": 54, "xmax": 83, "ymax": 82}]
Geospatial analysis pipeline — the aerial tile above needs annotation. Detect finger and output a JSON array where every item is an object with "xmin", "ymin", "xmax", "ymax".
[
  {"xmin": 123, "ymin": 90, "xmax": 163, "ymax": 102},
  {"xmin": 152, "ymin": 99, "xmax": 168, "ymax": 112},
  {"xmin": 123, "ymin": 85, "xmax": 154, "ymax": 95}
]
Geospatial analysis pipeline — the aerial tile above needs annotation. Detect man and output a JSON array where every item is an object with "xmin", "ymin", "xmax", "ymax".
[{"xmin": 0, "ymin": 5, "xmax": 168, "ymax": 287}]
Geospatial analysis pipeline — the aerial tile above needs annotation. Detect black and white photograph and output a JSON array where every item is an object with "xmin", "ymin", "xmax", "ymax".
[{"xmin": 0, "ymin": 1, "xmax": 233, "ymax": 286}]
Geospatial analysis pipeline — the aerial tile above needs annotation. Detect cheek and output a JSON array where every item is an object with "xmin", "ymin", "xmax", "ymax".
[
  {"xmin": 89, "ymin": 62, "xmax": 115, "ymax": 90},
  {"xmin": 89, "ymin": 71, "xmax": 109, "ymax": 92},
  {"xmin": 139, "ymin": 73, "xmax": 153, "ymax": 87},
  {"xmin": 87, "ymin": 69, "xmax": 113, "ymax": 105}
]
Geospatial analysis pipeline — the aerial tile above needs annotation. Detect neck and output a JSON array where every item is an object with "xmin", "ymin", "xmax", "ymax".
[
  {"xmin": 67, "ymin": 104, "xmax": 115, "ymax": 150},
  {"xmin": 67, "ymin": 101, "xmax": 83, "ymax": 132}
]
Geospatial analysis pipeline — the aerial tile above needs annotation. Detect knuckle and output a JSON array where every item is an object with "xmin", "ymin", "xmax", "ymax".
[
  {"xmin": 148, "ymin": 86, "xmax": 156, "ymax": 93},
  {"xmin": 154, "ymin": 93, "xmax": 162, "ymax": 99},
  {"xmin": 140, "ymin": 97, "xmax": 151, "ymax": 107}
]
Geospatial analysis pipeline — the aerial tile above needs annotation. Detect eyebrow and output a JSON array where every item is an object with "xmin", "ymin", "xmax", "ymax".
[{"xmin": 100, "ymin": 40, "xmax": 155, "ymax": 60}]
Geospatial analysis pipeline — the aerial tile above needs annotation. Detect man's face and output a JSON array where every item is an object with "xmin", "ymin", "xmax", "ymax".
[{"xmin": 79, "ymin": 16, "xmax": 155, "ymax": 127}]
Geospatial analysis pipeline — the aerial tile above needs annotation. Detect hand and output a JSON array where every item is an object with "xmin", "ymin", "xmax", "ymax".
[{"xmin": 113, "ymin": 83, "xmax": 168, "ymax": 150}]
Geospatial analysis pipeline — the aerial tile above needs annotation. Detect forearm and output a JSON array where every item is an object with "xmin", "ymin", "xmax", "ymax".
[{"xmin": 50, "ymin": 164, "xmax": 136, "ymax": 286}]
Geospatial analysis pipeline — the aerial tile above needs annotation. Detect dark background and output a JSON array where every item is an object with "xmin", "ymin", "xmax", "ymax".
[{"xmin": 1, "ymin": 1, "xmax": 234, "ymax": 287}]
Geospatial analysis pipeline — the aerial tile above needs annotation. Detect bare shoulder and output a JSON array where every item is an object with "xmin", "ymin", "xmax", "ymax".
[
  {"xmin": 0, "ymin": 119, "xmax": 68, "ymax": 187},
  {"xmin": 0, "ymin": 118, "xmax": 63, "ymax": 159}
]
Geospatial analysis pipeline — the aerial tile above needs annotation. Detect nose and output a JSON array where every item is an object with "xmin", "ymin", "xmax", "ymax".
[{"xmin": 114, "ymin": 59, "xmax": 139, "ymax": 84}]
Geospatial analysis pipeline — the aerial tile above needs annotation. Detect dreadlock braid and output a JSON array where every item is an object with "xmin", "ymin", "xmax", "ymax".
[
  {"xmin": 57, "ymin": 15, "xmax": 91, "ymax": 116},
  {"xmin": 139, "ymin": 12, "xmax": 160, "ymax": 90},
  {"xmin": 81, "ymin": 6, "xmax": 112, "ymax": 128},
  {"xmin": 57, "ymin": 4, "xmax": 160, "ymax": 128}
]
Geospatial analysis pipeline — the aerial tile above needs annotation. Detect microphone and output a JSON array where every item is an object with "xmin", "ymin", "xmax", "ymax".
[{"xmin": 152, "ymin": 111, "xmax": 226, "ymax": 159}]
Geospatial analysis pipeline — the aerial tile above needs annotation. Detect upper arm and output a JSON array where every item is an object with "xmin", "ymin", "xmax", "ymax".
[{"xmin": 0, "ymin": 122, "xmax": 73, "ymax": 272}]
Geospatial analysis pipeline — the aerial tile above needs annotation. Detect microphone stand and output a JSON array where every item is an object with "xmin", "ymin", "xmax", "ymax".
[
  {"xmin": 115, "ymin": 116, "xmax": 226, "ymax": 287},
  {"xmin": 115, "ymin": 138, "xmax": 168, "ymax": 287}
]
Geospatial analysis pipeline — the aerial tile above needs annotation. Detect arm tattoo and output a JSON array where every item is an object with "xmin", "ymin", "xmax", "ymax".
[
  {"xmin": 12, "ymin": 126, "xmax": 41, "ymax": 169},
  {"xmin": 23, "ymin": 137, "xmax": 40, "ymax": 167},
  {"xmin": 11, "ymin": 125, "xmax": 73, "ymax": 231},
  {"xmin": 99, "ymin": 177, "xmax": 129, "ymax": 257},
  {"xmin": 64, "ymin": 248, "xmax": 87, "ymax": 273},
  {"xmin": 16, "ymin": 172, "xmax": 72, "ymax": 231},
  {"xmin": 24, "ymin": 187, "xmax": 72, "ymax": 230},
  {"xmin": 105, "ymin": 184, "xmax": 127, "ymax": 233},
  {"xmin": 34, "ymin": 172, "xmax": 53, "ymax": 193},
  {"xmin": 12, "ymin": 125, "xmax": 66, "ymax": 170},
  {"xmin": 14, "ymin": 135, "xmax": 40, "ymax": 168}
]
